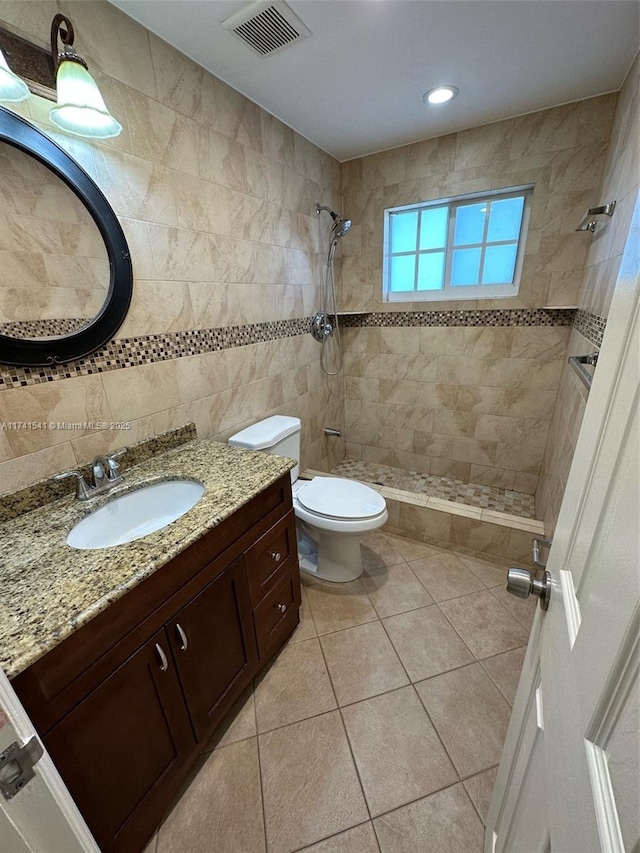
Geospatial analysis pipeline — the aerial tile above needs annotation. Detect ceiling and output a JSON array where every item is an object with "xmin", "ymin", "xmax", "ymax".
[{"xmin": 109, "ymin": 0, "xmax": 639, "ymax": 162}]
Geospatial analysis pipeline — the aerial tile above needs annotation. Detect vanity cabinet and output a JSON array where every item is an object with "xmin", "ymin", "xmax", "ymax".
[
  {"xmin": 44, "ymin": 628, "xmax": 195, "ymax": 853},
  {"xmin": 12, "ymin": 472, "xmax": 300, "ymax": 853},
  {"xmin": 167, "ymin": 556, "xmax": 258, "ymax": 741}
]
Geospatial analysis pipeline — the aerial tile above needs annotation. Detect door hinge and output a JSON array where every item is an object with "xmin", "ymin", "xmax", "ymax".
[{"xmin": 0, "ymin": 736, "xmax": 44, "ymax": 800}]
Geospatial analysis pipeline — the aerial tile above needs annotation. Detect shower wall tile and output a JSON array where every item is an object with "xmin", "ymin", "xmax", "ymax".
[
  {"xmin": 0, "ymin": 0, "xmax": 343, "ymax": 493},
  {"xmin": 450, "ymin": 437, "xmax": 497, "ymax": 468},
  {"xmin": 340, "ymin": 95, "xmax": 616, "ymax": 501},
  {"xmin": 432, "ymin": 411, "xmax": 477, "ymax": 439},
  {"xmin": 462, "ymin": 327, "xmax": 514, "ymax": 357},
  {"xmin": 468, "ymin": 465, "xmax": 516, "ymax": 491},
  {"xmin": 342, "ymin": 318, "xmax": 573, "ymax": 494},
  {"xmin": 535, "ymin": 329, "xmax": 591, "ymax": 535},
  {"xmin": 473, "ymin": 414, "xmax": 523, "ymax": 445},
  {"xmin": 427, "ymin": 458, "xmax": 472, "ymax": 482},
  {"xmin": 537, "ymin": 56, "xmax": 639, "ymax": 534},
  {"xmin": 437, "ymin": 356, "xmax": 483, "ymax": 386},
  {"xmin": 513, "ymin": 472, "xmax": 540, "ymax": 495},
  {"xmin": 413, "ymin": 432, "xmax": 454, "ymax": 460}
]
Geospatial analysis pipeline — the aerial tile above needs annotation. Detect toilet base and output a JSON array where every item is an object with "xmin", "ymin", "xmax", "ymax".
[{"xmin": 296, "ymin": 520, "xmax": 364, "ymax": 583}]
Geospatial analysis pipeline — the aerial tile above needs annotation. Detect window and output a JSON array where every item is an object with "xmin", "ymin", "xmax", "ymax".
[{"xmin": 383, "ymin": 187, "xmax": 533, "ymax": 302}]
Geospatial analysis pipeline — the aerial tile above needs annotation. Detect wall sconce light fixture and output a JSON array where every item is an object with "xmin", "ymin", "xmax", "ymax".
[
  {"xmin": 0, "ymin": 14, "xmax": 122, "ymax": 139},
  {"xmin": 0, "ymin": 47, "xmax": 31, "ymax": 102},
  {"xmin": 49, "ymin": 14, "xmax": 122, "ymax": 139}
]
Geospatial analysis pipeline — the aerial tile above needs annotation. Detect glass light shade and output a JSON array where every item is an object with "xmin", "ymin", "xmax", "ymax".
[
  {"xmin": 49, "ymin": 59, "xmax": 122, "ymax": 138},
  {"xmin": 0, "ymin": 48, "xmax": 30, "ymax": 102}
]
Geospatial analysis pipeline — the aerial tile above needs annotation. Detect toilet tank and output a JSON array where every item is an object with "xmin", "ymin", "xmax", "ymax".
[{"xmin": 228, "ymin": 416, "xmax": 301, "ymax": 482}]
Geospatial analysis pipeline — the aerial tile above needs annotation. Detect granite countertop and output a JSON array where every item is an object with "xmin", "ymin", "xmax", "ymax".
[{"xmin": 0, "ymin": 438, "xmax": 294, "ymax": 678}]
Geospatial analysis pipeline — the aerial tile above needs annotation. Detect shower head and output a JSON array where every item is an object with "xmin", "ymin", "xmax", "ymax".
[
  {"xmin": 316, "ymin": 203, "xmax": 352, "ymax": 238},
  {"xmin": 333, "ymin": 217, "xmax": 351, "ymax": 238}
]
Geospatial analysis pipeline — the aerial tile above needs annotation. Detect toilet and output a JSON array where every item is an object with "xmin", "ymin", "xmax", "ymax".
[{"xmin": 228, "ymin": 416, "xmax": 388, "ymax": 582}]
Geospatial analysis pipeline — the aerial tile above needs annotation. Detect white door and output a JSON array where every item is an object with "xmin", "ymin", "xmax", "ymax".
[
  {"xmin": 487, "ymin": 191, "xmax": 640, "ymax": 853},
  {"xmin": 0, "ymin": 668, "xmax": 99, "ymax": 853}
]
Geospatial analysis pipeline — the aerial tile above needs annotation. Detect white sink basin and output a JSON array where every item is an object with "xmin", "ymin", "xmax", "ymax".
[{"xmin": 67, "ymin": 480, "xmax": 205, "ymax": 550}]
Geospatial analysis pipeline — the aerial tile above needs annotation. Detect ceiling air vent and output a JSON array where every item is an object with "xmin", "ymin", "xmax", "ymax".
[{"xmin": 221, "ymin": 0, "xmax": 311, "ymax": 57}]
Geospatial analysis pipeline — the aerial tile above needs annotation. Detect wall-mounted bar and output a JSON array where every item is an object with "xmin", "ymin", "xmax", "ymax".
[
  {"xmin": 569, "ymin": 352, "xmax": 598, "ymax": 391},
  {"xmin": 576, "ymin": 200, "xmax": 616, "ymax": 233}
]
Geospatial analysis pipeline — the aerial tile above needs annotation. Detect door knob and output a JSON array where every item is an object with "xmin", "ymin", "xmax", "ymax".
[{"xmin": 506, "ymin": 568, "xmax": 551, "ymax": 611}]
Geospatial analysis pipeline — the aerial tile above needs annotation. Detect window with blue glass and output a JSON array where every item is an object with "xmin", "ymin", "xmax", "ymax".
[{"xmin": 383, "ymin": 187, "xmax": 533, "ymax": 301}]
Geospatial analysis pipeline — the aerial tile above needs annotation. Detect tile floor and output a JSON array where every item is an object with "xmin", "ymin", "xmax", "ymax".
[
  {"xmin": 331, "ymin": 459, "xmax": 537, "ymax": 519},
  {"xmin": 145, "ymin": 531, "xmax": 535, "ymax": 853}
]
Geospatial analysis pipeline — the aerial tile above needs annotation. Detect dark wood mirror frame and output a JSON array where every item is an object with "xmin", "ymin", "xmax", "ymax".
[{"xmin": 0, "ymin": 106, "xmax": 132, "ymax": 367}]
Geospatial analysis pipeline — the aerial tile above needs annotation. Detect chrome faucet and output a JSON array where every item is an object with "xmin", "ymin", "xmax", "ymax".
[{"xmin": 55, "ymin": 449, "xmax": 126, "ymax": 500}]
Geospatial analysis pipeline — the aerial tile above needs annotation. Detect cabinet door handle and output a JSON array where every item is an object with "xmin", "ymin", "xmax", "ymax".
[
  {"xmin": 175, "ymin": 623, "xmax": 188, "ymax": 651},
  {"xmin": 276, "ymin": 603, "xmax": 287, "ymax": 613},
  {"xmin": 155, "ymin": 643, "xmax": 169, "ymax": 672},
  {"xmin": 271, "ymin": 552, "xmax": 281, "ymax": 562}
]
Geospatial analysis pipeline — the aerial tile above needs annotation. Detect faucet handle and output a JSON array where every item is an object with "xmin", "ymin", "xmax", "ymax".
[
  {"xmin": 92, "ymin": 456, "xmax": 109, "ymax": 486},
  {"xmin": 54, "ymin": 469, "xmax": 92, "ymax": 501},
  {"xmin": 106, "ymin": 448, "xmax": 126, "ymax": 480}
]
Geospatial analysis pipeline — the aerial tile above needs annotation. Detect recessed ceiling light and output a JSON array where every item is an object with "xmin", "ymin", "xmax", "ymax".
[{"xmin": 423, "ymin": 86, "xmax": 459, "ymax": 105}]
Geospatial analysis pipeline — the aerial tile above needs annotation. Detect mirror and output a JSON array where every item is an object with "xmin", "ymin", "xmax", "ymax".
[
  {"xmin": 0, "ymin": 141, "xmax": 109, "ymax": 341},
  {"xmin": 0, "ymin": 106, "xmax": 132, "ymax": 366}
]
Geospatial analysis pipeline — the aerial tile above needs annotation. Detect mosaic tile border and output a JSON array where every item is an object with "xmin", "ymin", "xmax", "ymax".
[
  {"xmin": 0, "ymin": 308, "xmax": 606, "ymax": 391},
  {"xmin": 0, "ymin": 318, "xmax": 90, "ymax": 338},
  {"xmin": 573, "ymin": 309, "xmax": 606, "ymax": 348},
  {"xmin": 339, "ymin": 308, "xmax": 576, "ymax": 328},
  {"xmin": 0, "ymin": 318, "xmax": 311, "ymax": 391}
]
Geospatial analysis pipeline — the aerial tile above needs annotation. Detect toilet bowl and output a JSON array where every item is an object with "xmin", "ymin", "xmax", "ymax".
[{"xmin": 228, "ymin": 416, "xmax": 388, "ymax": 582}]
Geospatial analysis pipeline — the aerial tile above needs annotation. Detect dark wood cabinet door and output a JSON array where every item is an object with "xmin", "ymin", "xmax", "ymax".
[
  {"xmin": 43, "ymin": 628, "xmax": 194, "ymax": 853},
  {"xmin": 167, "ymin": 556, "xmax": 258, "ymax": 741}
]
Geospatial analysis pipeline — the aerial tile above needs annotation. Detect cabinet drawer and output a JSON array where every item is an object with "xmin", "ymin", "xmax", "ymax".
[
  {"xmin": 246, "ymin": 510, "xmax": 297, "ymax": 606},
  {"xmin": 253, "ymin": 568, "xmax": 301, "ymax": 660}
]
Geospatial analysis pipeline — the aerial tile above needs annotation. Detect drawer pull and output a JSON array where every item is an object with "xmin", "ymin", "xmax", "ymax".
[
  {"xmin": 276, "ymin": 603, "xmax": 287, "ymax": 613},
  {"xmin": 175, "ymin": 623, "xmax": 188, "ymax": 651},
  {"xmin": 271, "ymin": 552, "xmax": 281, "ymax": 562},
  {"xmin": 155, "ymin": 643, "xmax": 169, "ymax": 672}
]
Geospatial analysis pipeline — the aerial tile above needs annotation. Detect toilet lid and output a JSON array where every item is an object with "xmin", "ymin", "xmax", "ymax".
[{"xmin": 297, "ymin": 477, "xmax": 386, "ymax": 519}]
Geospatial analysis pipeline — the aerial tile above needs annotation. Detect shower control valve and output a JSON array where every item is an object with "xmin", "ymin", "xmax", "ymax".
[{"xmin": 311, "ymin": 311, "xmax": 333, "ymax": 342}]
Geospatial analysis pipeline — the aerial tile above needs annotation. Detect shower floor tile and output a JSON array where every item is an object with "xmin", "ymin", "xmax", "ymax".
[{"xmin": 330, "ymin": 459, "xmax": 536, "ymax": 519}]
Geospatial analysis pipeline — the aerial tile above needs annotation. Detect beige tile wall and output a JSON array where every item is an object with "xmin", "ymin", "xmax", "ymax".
[
  {"xmin": 536, "ymin": 54, "xmax": 639, "ymax": 534},
  {"xmin": 0, "ymin": 0, "xmax": 633, "ymax": 521},
  {"xmin": 0, "ymin": 143, "xmax": 108, "ymax": 325},
  {"xmin": 343, "ymin": 323, "xmax": 566, "ymax": 492},
  {"xmin": 340, "ymin": 96, "xmax": 617, "ymax": 492},
  {"xmin": 580, "ymin": 54, "xmax": 639, "ymax": 319},
  {"xmin": 0, "ymin": 0, "xmax": 345, "ymax": 494},
  {"xmin": 341, "ymin": 95, "xmax": 616, "ymax": 314}
]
